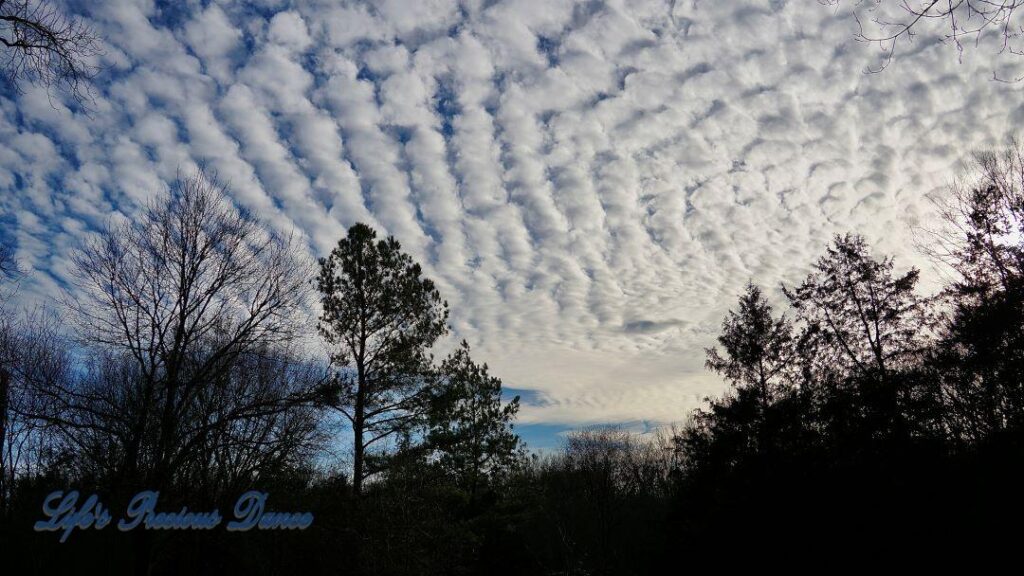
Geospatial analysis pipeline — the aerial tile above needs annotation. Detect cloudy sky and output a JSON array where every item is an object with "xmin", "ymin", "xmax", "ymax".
[{"xmin": 1, "ymin": 0, "xmax": 1021, "ymax": 447}]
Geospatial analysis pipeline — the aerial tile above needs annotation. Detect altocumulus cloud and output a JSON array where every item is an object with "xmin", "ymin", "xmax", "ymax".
[{"xmin": 0, "ymin": 0, "xmax": 1020, "ymax": 427}]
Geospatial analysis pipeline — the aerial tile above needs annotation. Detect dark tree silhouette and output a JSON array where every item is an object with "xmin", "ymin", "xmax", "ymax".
[
  {"xmin": 0, "ymin": 243, "xmax": 16, "ymax": 507},
  {"xmin": 0, "ymin": 242, "xmax": 17, "ymax": 280},
  {"xmin": 0, "ymin": 309, "xmax": 74, "ymax": 514},
  {"xmin": 673, "ymin": 232, "xmax": 962, "ymax": 561},
  {"xmin": 0, "ymin": 308, "xmax": 8, "ymax": 518},
  {"xmin": 783, "ymin": 234, "xmax": 940, "ymax": 444},
  {"xmin": 317, "ymin": 223, "xmax": 448, "ymax": 496},
  {"xmin": 0, "ymin": 0, "xmax": 101, "ymax": 103},
  {"xmin": 785, "ymin": 234, "xmax": 934, "ymax": 382},
  {"xmin": 0, "ymin": 171, "xmax": 322, "ymax": 575},
  {"xmin": 684, "ymin": 282, "xmax": 804, "ymax": 480},
  {"xmin": 524, "ymin": 428, "xmax": 675, "ymax": 575},
  {"xmin": 427, "ymin": 340, "xmax": 522, "ymax": 500},
  {"xmin": 705, "ymin": 282, "xmax": 794, "ymax": 409},
  {"xmin": 931, "ymin": 146, "xmax": 1024, "ymax": 442},
  {"xmin": 56, "ymin": 170, "xmax": 314, "ymax": 490}
]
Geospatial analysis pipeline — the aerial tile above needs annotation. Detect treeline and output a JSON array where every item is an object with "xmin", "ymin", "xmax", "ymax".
[{"xmin": 2, "ymin": 146, "xmax": 1024, "ymax": 574}]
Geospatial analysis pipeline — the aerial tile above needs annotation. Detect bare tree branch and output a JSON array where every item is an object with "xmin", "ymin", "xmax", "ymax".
[
  {"xmin": 824, "ymin": 0, "xmax": 1024, "ymax": 78},
  {"xmin": 0, "ymin": 0, "xmax": 102, "ymax": 104}
]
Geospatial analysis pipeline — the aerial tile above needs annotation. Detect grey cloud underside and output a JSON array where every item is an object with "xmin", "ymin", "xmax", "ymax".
[
  {"xmin": 0, "ymin": 0, "xmax": 1018, "ymax": 425},
  {"xmin": 620, "ymin": 319, "xmax": 684, "ymax": 335}
]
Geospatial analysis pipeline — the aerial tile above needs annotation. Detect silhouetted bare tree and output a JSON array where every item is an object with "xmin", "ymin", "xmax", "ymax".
[
  {"xmin": 0, "ymin": 308, "xmax": 72, "ymax": 517},
  {"xmin": 0, "ymin": 0, "xmax": 101, "ymax": 103},
  {"xmin": 0, "ymin": 242, "xmax": 16, "ymax": 515},
  {"xmin": 52, "ymin": 170, "xmax": 316, "ymax": 490}
]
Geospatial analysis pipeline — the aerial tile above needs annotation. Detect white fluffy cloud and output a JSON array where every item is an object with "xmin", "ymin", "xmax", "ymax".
[{"xmin": 0, "ymin": 0, "xmax": 1019, "ymax": 427}]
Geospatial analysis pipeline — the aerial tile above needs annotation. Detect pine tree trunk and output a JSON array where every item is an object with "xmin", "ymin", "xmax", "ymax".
[
  {"xmin": 353, "ymin": 413, "xmax": 364, "ymax": 496},
  {"xmin": 353, "ymin": 357, "xmax": 366, "ymax": 497}
]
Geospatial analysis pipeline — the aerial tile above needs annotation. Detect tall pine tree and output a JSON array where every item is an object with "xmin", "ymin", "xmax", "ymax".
[{"xmin": 317, "ymin": 223, "xmax": 448, "ymax": 495}]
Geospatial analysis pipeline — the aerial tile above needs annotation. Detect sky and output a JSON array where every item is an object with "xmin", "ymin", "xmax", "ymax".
[{"xmin": 1, "ymin": 0, "xmax": 1022, "ymax": 449}]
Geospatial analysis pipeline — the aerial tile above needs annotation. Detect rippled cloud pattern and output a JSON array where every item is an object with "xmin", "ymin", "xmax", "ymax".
[{"xmin": 1, "ymin": 0, "xmax": 1019, "ymax": 428}]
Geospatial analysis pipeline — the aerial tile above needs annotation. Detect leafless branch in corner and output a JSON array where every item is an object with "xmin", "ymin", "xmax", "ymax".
[
  {"xmin": 0, "ymin": 0, "xmax": 103, "ymax": 105},
  {"xmin": 822, "ymin": 0, "xmax": 1024, "ymax": 79}
]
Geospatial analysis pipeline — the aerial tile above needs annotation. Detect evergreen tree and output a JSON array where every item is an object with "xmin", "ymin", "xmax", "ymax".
[
  {"xmin": 317, "ymin": 223, "xmax": 449, "ymax": 495},
  {"xmin": 688, "ymin": 282, "xmax": 802, "ymax": 471},
  {"xmin": 428, "ymin": 341, "xmax": 522, "ymax": 501},
  {"xmin": 705, "ymin": 282, "xmax": 794, "ymax": 408}
]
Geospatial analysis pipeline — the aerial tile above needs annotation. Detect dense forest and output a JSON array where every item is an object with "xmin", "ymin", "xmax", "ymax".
[{"xmin": 1, "ymin": 144, "xmax": 1024, "ymax": 573}]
